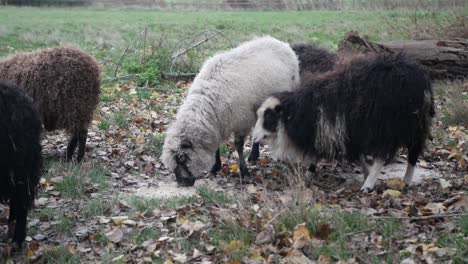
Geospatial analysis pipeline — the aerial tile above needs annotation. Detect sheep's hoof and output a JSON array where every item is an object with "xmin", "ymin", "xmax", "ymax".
[
  {"xmin": 360, "ymin": 186, "xmax": 374, "ymax": 193},
  {"xmin": 240, "ymin": 168, "xmax": 250, "ymax": 178},
  {"xmin": 248, "ymin": 159, "xmax": 257, "ymax": 165}
]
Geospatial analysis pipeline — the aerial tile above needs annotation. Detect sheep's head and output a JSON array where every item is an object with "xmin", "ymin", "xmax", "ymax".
[
  {"xmin": 253, "ymin": 96, "xmax": 282, "ymax": 144},
  {"xmin": 162, "ymin": 136, "xmax": 215, "ymax": 187}
]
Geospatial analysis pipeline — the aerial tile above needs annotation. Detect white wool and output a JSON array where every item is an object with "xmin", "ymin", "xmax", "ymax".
[{"xmin": 162, "ymin": 36, "xmax": 300, "ymax": 178}]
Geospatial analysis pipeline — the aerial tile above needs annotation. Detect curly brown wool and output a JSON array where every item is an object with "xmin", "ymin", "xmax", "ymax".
[{"xmin": 0, "ymin": 46, "xmax": 101, "ymax": 161}]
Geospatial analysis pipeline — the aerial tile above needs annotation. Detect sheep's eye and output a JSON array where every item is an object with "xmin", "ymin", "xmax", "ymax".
[
  {"xmin": 263, "ymin": 108, "xmax": 279, "ymax": 132},
  {"xmin": 180, "ymin": 139, "xmax": 193, "ymax": 149}
]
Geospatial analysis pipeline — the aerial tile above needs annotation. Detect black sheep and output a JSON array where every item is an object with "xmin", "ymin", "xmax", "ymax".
[
  {"xmin": 291, "ymin": 43, "xmax": 338, "ymax": 76},
  {"xmin": 0, "ymin": 81, "xmax": 42, "ymax": 249},
  {"xmin": 253, "ymin": 53, "xmax": 435, "ymax": 191}
]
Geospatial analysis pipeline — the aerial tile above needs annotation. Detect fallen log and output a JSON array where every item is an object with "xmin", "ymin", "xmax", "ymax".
[{"xmin": 338, "ymin": 31, "xmax": 468, "ymax": 80}]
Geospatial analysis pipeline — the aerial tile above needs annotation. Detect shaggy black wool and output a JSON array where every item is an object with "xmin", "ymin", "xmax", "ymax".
[
  {"xmin": 0, "ymin": 81, "xmax": 42, "ymax": 248},
  {"xmin": 276, "ymin": 53, "xmax": 434, "ymax": 163},
  {"xmin": 291, "ymin": 43, "xmax": 338, "ymax": 75}
]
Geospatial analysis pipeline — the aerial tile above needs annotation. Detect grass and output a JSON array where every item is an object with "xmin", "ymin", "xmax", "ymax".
[
  {"xmin": 196, "ymin": 187, "xmax": 234, "ymax": 205},
  {"xmin": 0, "ymin": 7, "xmax": 463, "ymax": 88},
  {"xmin": 44, "ymin": 161, "xmax": 109, "ymax": 199},
  {"xmin": 112, "ymin": 111, "xmax": 130, "ymax": 128},
  {"xmin": 209, "ymin": 221, "xmax": 255, "ymax": 261},
  {"xmin": 129, "ymin": 228, "xmax": 161, "ymax": 245},
  {"xmin": 434, "ymin": 81, "xmax": 468, "ymax": 127},
  {"xmin": 42, "ymin": 246, "xmax": 80, "ymax": 264},
  {"xmin": 97, "ymin": 118, "xmax": 111, "ymax": 130},
  {"xmin": 82, "ymin": 196, "xmax": 117, "ymax": 217},
  {"xmin": 435, "ymin": 214, "xmax": 468, "ymax": 264},
  {"xmin": 127, "ymin": 195, "xmax": 196, "ymax": 212},
  {"xmin": 144, "ymin": 132, "xmax": 165, "ymax": 158}
]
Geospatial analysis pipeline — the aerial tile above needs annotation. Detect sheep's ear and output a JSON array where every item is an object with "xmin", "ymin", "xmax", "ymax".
[
  {"xmin": 274, "ymin": 104, "xmax": 282, "ymax": 114},
  {"xmin": 180, "ymin": 139, "xmax": 193, "ymax": 149}
]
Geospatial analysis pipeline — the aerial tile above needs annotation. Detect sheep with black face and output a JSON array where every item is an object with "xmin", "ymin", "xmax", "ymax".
[
  {"xmin": 161, "ymin": 36, "xmax": 300, "ymax": 187},
  {"xmin": 253, "ymin": 53, "xmax": 434, "ymax": 191},
  {"xmin": 0, "ymin": 81, "xmax": 42, "ymax": 249}
]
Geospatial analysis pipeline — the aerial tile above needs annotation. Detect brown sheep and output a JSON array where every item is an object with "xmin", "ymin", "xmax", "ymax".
[{"xmin": 0, "ymin": 46, "xmax": 101, "ymax": 162}]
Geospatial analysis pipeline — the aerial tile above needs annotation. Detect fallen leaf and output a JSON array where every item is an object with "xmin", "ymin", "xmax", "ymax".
[
  {"xmin": 173, "ymin": 253, "xmax": 188, "ymax": 263},
  {"xmin": 255, "ymin": 224, "xmax": 275, "ymax": 245},
  {"xmin": 229, "ymin": 240, "xmax": 243, "ymax": 252},
  {"xmin": 383, "ymin": 189, "xmax": 401, "ymax": 198},
  {"xmin": 293, "ymin": 223, "xmax": 311, "ymax": 242},
  {"xmin": 133, "ymin": 116, "xmax": 144, "ymax": 124},
  {"xmin": 180, "ymin": 220, "xmax": 205, "ymax": 236},
  {"xmin": 422, "ymin": 203, "xmax": 446, "ymax": 214},
  {"xmin": 439, "ymin": 179, "xmax": 452, "ymax": 189},
  {"xmin": 386, "ymin": 177, "xmax": 405, "ymax": 190},
  {"xmin": 112, "ymin": 216, "xmax": 129, "ymax": 225},
  {"xmin": 282, "ymin": 250, "xmax": 315, "ymax": 264},
  {"xmin": 314, "ymin": 223, "xmax": 331, "ymax": 241},
  {"xmin": 318, "ymin": 254, "xmax": 331, "ymax": 263},
  {"xmin": 122, "ymin": 219, "xmax": 137, "ymax": 226},
  {"xmin": 112, "ymin": 255, "xmax": 127, "ymax": 263},
  {"xmin": 106, "ymin": 228, "xmax": 124, "ymax": 243}
]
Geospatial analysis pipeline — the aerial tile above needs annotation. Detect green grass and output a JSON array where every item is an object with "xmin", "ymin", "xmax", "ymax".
[
  {"xmin": 43, "ymin": 246, "xmax": 80, "ymax": 264},
  {"xmin": 44, "ymin": 161, "xmax": 109, "ymax": 198},
  {"xmin": 98, "ymin": 118, "xmax": 111, "ymax": 130},
  {"xmin": 209, "ymin": 221, "xmax": 255, "ymax": 261},
  {"xmin": 435, "ymin": 214, "xmax": 468, "ymax": 264},
  {"xmin": 83, "ymin": 197, "xmax": 117, "ymax": 217},
  {"xmin": 127, "ymin": 195, "xmax": 196, "ymax": 212},
  {"xmin": 112, "ymin": 111, "xmax": 129, "ymax": 128},
  {"xmin": 129, "ymin": 228, "xmax": 161, "ymax": 245},
  {"xmin": 196, "ymin": 187, "xmax": 234, "ymax": 205},
  {"xmin": 144, "ymin": 133, "xmax": 165, "ymax": 158},
  {"xmin": 0, "ymin": 7, "xmax": 461, "ymax": 87}
]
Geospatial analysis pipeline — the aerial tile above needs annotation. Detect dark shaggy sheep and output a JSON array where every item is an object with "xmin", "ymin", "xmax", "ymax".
[
  {"xmin": 253, "ymin": 53, "xmax": 435, "ymax": 192},
  {"xmin": 291, "ymin": 43, "xmax": 338, "ymax": 76},
  {"xmin": 0, "ymin": 46, "xmax": 101, "ymax": 162},
  {"xmin": 0, "ymin": 81, "xmax": 42, "ymax": 249}
]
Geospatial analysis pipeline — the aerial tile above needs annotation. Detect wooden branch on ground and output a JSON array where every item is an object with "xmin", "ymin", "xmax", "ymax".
[
  {"xmin": 161, "ymin": 72, "xmax": 197, "ymax": 81},
  {"xmin": 104, "ymin": 74, "xmax": 140, "ymax": 82},
  {"xmin": 373, "ymin": 212, "xmax": 466, "ymax": 221},
  {"xmin": 114, "ymin": 45, "xmax": 131, "ymax": 78},
  {"xmin": 337, "ymin": 31, "xmax": 468, "ymax": 80},
  {"xmin": 169, "ymin": 28, "xmax": 232, "ymax": 75}
]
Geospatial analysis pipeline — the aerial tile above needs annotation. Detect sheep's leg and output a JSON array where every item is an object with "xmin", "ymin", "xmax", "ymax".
[
  {"xmin": 210, "ymin": 148, "xmax": 222, "ymax": 174},
  {"xmin": 7, "ymin": 195, "xmax": 17, "ymax": 240},
  {"xmin": 305, "ymin": 154, "xmax": 318, "ymax": 182},
  {"xmin": 359, "ymin": 155, "xmax": 369, "ymax": 177},
  {"xmin": 234, "ymin": 135, "xmax": 250, "ymax": 177},
  {"xmin": 65, "ymin": 132, "xmax": 79, "ymax": 161},
  {"xmin": 248, "ymin": 142, "xmax": 260, "ymax": 164},
  {"xmin": 9, "ymin": 172, "xmax": 28, "ymax": 249},
  {"xmin": 403, "ymin": 141, "xmax": 423, "ymax": 186},
  {"xmin": 76, "ymin": 129, "xmax": 88, "ymax": 162},
  {"xmin": 360, "ymin": 158, "xmax": 384, "ymax": 192}
]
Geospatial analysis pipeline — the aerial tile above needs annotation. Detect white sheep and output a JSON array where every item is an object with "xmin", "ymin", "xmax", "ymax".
[{"xmin": 162, "ymin": 36, "xmax": 300, "ymax": 186}]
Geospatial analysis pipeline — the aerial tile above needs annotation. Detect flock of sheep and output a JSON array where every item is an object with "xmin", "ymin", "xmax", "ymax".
[{"xmin": 0, "ymin": 36, "xmax": 434, "ymax": 251}]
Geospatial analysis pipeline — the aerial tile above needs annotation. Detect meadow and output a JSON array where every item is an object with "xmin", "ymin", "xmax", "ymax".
[{"xmin": 0, "ymin": 6, "xmax": 466, "ymax": 263}]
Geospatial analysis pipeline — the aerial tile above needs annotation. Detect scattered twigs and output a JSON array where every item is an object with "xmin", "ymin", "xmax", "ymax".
[
  {"xmin": 169, "ymin": 27, "xmax": 232, "ymax": 74},
  {"xmin": 373, "ymin": 212, "xmax": 466, "ymax": 221},
  {"xmin": 171, "ymin": 29, "xmax": 227, "ymax": 62},
  {"xmin": 114, "ymin": 45, "xmax": 131, "ymax": 77},
  {"xmin": 104, "ymin": 74, "xmax": 140, "ymax": 82},
  {"xmin": 110, "ymin": 27, "xmax": 232, "ymax": 83},
  {"xmin": 141, "ymin": 27, "xmax": 148, "ymax": 64},
  {"xmin": 161, "ymin": 72, "xmax": 197, "ymax": 81}
]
